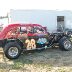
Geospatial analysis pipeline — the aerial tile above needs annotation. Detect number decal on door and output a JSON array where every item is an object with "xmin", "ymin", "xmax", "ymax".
[{"xmin": 25, "ymin": 39, "xmax": 36, "ymax": 50}]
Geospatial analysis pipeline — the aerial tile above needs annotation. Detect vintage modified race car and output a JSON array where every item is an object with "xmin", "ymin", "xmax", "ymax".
[{"xmin": 0, "ymin": 24, "xmax": 71, "ymax": 59}]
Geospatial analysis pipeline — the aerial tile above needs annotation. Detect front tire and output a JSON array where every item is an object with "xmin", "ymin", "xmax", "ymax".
[
  {"xmin": 3, "ymin": 42, "xmax": 22, "ymax": 59},
  {"xmin": 59, "ymin": 37, "xmax": 72, "ymax": 51}
]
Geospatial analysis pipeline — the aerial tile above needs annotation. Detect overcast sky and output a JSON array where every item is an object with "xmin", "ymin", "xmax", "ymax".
[{"xmin": 0, "ymin": 0, "xmax": 72, "ymax": 16}]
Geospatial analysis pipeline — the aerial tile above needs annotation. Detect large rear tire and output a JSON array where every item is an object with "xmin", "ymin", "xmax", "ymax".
[
  {"xmin": 3, "ymin": 42, "xmax": 22, "ymax": 59},
  {"xmin": 59, "ymin": 37, "xmax": 72, "ymax": 51}
]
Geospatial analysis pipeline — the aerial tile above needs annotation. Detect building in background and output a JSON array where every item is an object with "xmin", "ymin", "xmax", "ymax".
[{"xmin": 0, "ymin": 14, "xmax": 9, "ymax": 31}]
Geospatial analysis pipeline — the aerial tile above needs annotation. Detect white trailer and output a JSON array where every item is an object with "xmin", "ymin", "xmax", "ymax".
[{"xmin": 10, "ymin": 10, "xmax": 72, "ymax": 32}]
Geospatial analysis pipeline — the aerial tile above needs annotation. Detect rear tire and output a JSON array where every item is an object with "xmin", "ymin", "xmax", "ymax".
[
  {"xmin": 59, "ymin": 37, "xmax": 72, "ymax": 51},
  {"xmin": 3, "ymin": 42, "xmax": 22, "ymax": 59}
]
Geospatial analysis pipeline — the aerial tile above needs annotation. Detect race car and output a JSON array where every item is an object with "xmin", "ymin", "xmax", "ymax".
[{"xmin": 0, "ymin": 23, "xmax": 71, "ymax": 59}]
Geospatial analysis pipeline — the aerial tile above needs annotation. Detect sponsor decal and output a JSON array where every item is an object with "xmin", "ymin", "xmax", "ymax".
[{"xmin": 37, "ymin": 38, "xmax": 47, "ymax": 44}]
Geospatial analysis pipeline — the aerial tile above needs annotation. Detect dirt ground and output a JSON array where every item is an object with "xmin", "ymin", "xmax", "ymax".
[{"xmin": 0, "ymin": 47, "xmax": 72, "ymax": 72}]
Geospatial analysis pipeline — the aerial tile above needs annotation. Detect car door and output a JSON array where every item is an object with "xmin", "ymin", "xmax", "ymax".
[
  {"xmin": 18, "ymin": 25, "xmax": 36, "ymax": 50},
  {"xmin": 33, "ymin": 26, "xmax": 48, "ymax": 48}
]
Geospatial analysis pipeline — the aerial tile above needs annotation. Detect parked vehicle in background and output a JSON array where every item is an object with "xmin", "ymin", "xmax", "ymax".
[{"xmin": 0, "ymin": 24, "xmax": 71, "ymax": 59}]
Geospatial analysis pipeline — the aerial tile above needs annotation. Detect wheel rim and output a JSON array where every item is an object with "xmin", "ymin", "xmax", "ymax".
[
  {"xmin": 64, "ymin": 40, "xmax": 71, "ymax": 49},
  {"xmin": 8, "ymin": 47, "xmax": 18, "ymax": 57}
]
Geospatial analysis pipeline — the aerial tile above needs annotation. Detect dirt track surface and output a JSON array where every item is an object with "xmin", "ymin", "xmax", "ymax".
[{"xmin": 0, "ymin": 48, "xmax": 72, "ymax": 72}]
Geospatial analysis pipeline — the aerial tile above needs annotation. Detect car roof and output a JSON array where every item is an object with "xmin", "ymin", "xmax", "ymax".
[
  {"xmin": 7, "ymin": 23, "xmax": 42, "ymax": 27},
  {"xmin": 0, "ymin": 23, "xmax": 43, "ymax": 35}
]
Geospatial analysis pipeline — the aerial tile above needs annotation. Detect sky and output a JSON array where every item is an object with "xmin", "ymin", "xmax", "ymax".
[{"xmin": 0, "ymin": 0, "xmax": 72, "ymax": 16}]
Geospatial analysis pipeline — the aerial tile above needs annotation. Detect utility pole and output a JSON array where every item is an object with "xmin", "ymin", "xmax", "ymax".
[{"xmin": 7, "ymin": 13, "xmax": 9, "ymax": 24}]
